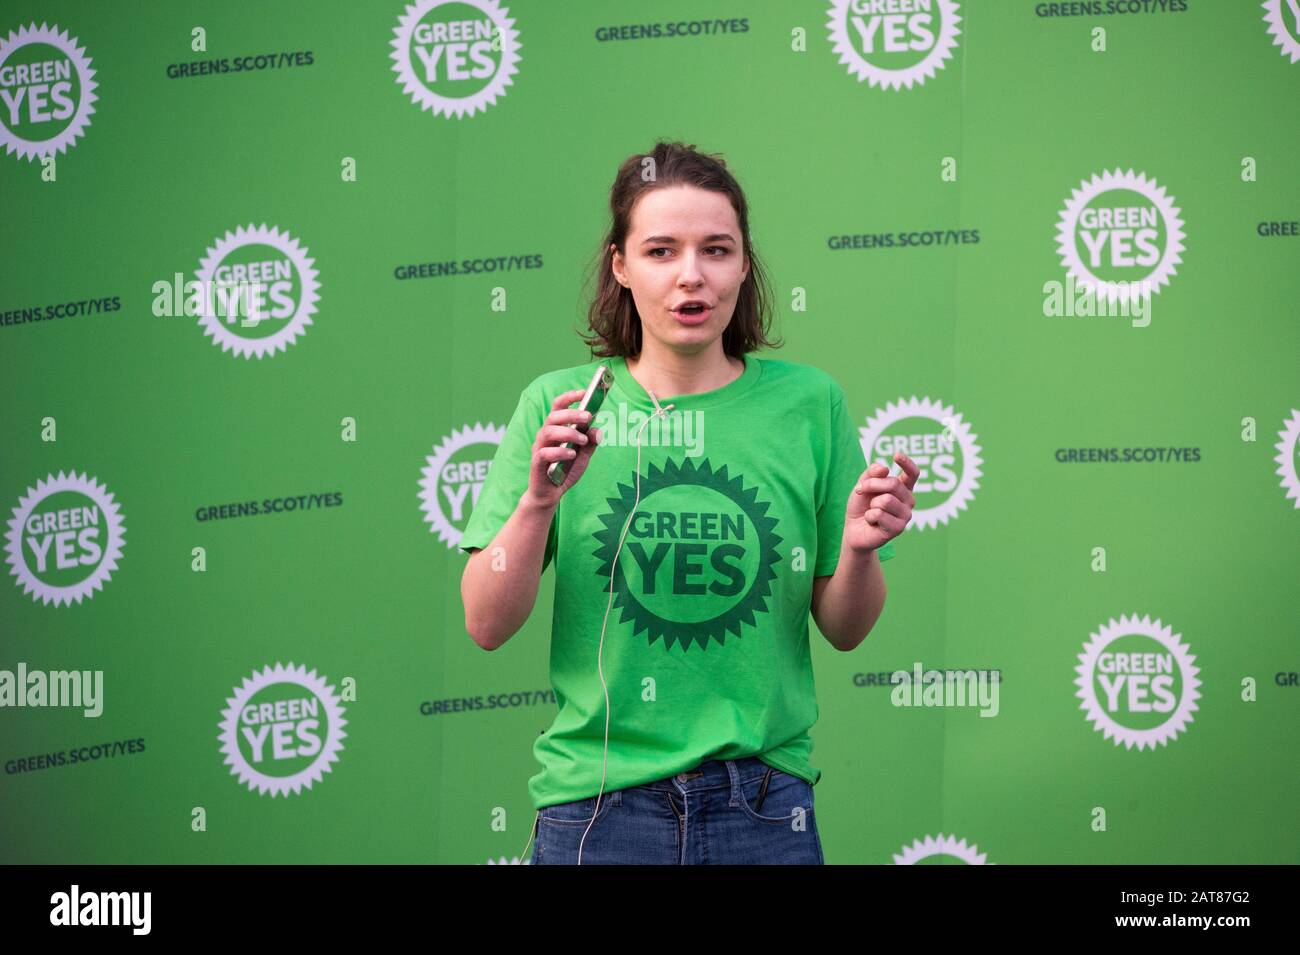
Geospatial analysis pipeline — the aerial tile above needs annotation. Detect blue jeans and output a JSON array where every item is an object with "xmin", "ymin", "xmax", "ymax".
[{"xmin": 530, "ymin": 756, "xmax": 823, "ymax": 864}]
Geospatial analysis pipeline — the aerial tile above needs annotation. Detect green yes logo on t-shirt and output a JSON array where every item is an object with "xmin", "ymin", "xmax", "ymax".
[{"xmin": 592, "ymin": 457, "xmax": 782, "ymax": 652}]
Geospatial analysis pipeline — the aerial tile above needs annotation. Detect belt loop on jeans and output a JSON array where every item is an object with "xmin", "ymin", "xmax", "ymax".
[{"xmin": 724, "ymin": 759, "xmax": 742, "ymax": 807}]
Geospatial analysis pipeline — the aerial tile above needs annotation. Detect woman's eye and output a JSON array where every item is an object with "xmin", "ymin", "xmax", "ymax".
[{"xmin": 648, "ymin": 247, "xmax": 727, "ymax": 258}]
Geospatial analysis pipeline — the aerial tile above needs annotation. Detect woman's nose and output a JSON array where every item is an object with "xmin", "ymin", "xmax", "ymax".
[{"xmin": 676, "ymin": 251, "xmax": 703, "ymax": 284}]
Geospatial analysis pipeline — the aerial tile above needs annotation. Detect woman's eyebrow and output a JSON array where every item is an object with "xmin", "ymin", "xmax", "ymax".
[{"xmin": 640, "ymin": 233, "xmax": 737, "ymax": 245}]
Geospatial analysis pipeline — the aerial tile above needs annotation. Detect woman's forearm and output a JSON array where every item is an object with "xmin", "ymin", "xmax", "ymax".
[
  {"xmin": 461, "ymin": 493, "xmax": 556, "ymax": 650},
  {"xmin": 812, "ymin": 539, "xmax": 887, "ymax": 652}
]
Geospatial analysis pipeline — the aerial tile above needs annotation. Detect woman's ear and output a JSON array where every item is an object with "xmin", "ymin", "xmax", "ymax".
[{"xmin": 611, "ymin": 244, "xmax": 627, "ymax": 287}]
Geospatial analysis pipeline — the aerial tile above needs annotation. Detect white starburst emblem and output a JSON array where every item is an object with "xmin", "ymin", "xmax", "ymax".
[
  {"xmin": 390, "ymin": 0, "xmax": 522, "ymax": 118},
  {"xmin": 859, "ymin": 396, "xmax": 982, "ymax": 531},
  {"xmin": 218, "ymin": 663, "xmax": 348, "ymax": 797},
  {"xmin": 194, "ymin": 223, "xmax": 320, "ymax": 359},
  {"xmin": 893, "ymin": 833, "xmax": 989, "ymax": 865},
  {"xmin": 5, "ymin": 470, "xmax": 126, "ymax": 606},
  {"xmin": 1274, "ymin": 409, "xmax": 1300, "ymax": 507},
  {"xmin": 419, "ymin": 422, "xmax": 506, "ymax": 547},
  {"xmin": 1075, "ymin": 614, "xmax": 1201, "ymax": 751},
  {"xmin": 1262, "ymin": 0, "xmax": 1300, "ymax": 62},
  {"xmin": 1055, "ymin": 168, "xmax": 1185, "ymax": 310},
  {"xmin": 826, "ymin": 0, "xmax": 961, "ymax": 91},
  {"xmin": 0, "ymin": 22, "xmax": 97, "ymax": 161}
]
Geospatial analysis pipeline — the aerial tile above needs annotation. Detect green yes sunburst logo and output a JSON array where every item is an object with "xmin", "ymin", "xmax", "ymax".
[{"xmin": 592, "ymin": 458, "xmax": 782, "ymax": 652}]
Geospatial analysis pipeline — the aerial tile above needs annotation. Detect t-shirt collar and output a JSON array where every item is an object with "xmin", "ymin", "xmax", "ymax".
[{"xmin": 608, "ymin": 353, "xmax": 762, "ymax": 411}]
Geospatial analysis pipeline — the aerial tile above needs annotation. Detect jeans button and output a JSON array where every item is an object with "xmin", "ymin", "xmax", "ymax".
[{"xmin": 675, "ymin": 773, "xmax": 687, "ymax": 783}]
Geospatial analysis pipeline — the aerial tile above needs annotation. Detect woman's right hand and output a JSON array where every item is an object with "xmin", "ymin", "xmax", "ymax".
[{"xmin": 524, "ymin": 388, "xmax": 603, "ymax": 510}]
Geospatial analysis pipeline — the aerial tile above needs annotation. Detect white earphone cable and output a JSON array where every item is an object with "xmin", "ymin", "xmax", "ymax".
[
  {"xmin": 577, "ymin": 387, "xmax": 673, "ymax": 865},
  {"xmin": 522, "ymin": 384, "xmax": 675, "ymax": 865}
]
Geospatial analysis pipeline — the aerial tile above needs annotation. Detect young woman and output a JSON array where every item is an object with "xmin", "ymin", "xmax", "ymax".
[{"xmin": 459, "ymin": 140, "xmax": 917, "ymax": 865}]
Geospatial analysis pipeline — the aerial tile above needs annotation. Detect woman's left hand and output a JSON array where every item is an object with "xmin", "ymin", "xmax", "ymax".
[{"xmin": 844, "ymin": 452, "xmax": 919, "ymax": 555}]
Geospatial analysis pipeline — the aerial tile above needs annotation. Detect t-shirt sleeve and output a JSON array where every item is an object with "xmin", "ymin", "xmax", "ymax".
[
  {"xmin": 456, "ymin": 382, "xmax": 558, "ymax": 572},
  {"xmin": 813, "ymin": 382, "xmax": 896, "ymax": 577}
]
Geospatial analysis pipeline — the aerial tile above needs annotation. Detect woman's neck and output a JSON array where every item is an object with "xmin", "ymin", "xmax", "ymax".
[{"xmin": 624, "ymin": 344, "xmax": 744, "ymax": 401}]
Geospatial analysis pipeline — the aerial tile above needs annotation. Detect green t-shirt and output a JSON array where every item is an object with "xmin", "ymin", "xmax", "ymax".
[{"xmin": 457, "ymin": 353, "xmax": 896, "ymax": 809}]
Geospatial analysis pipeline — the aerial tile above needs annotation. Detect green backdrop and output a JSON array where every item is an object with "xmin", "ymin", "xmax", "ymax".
[{"xmin": 2, "ymin": 0, "xmax": 1297, "ymax": 864}]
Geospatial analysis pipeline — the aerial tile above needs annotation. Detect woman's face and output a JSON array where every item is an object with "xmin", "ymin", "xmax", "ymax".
[{"xmin": 611, "ymin": 184, "xmax": 750, "ymax": 358}]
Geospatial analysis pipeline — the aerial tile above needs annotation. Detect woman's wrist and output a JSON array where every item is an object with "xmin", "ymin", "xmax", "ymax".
[
  {"xmin": 841, "ymin": 531, "xmax": 884, "ymax": 560},
  {"xmin": 519, "ymin": 491, "xmax": 558, "ymax": 517}
]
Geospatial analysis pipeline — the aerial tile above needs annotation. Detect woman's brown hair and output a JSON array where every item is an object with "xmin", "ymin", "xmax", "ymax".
[{"xmin": 579, "ymin": 140, "xmax": 782, "ymax": 359}]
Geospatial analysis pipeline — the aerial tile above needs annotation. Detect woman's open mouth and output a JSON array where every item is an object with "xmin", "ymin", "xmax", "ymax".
[{"xmin": 672, "ymin": 302, "xmax": 713, "ymax": 325}]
